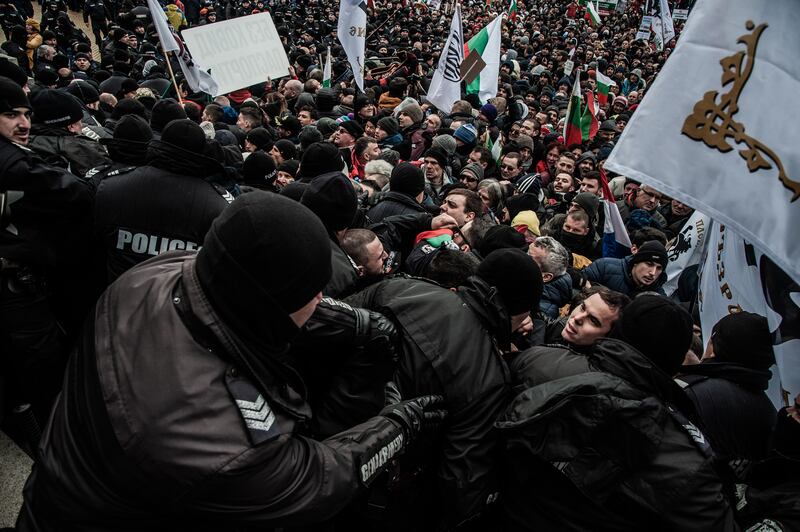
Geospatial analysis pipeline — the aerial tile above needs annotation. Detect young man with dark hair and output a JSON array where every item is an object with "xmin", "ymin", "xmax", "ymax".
[
  {"xmin": 236, "ymin": 106, "xmax": 263, "ymax": 133},
  {"xmin": 441, "ymin": 188, "xmax": 483, "ymax": 227}
]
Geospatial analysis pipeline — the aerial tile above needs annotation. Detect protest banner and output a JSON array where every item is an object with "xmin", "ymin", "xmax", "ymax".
[
  {"xmin": 662, "ymin": 210, "xmax": 709, "ymax": 297},
  {"xmin": 182, "ymin": 12, "xmax": 290, "ymax": 97},
  {"xmin": 673, "ymin": 9, "xmax": 689, "ymax": 20},
  {"xmin": 634, "ymin": 15, "xmax": 652, "ymax": 40},
  {"xmin": 697, "ymin": 222, "xmax": 800, "ymax": 406},
  {"xmin": 597, "ymin": 0, "xmax": 617, "ymax": 15}
]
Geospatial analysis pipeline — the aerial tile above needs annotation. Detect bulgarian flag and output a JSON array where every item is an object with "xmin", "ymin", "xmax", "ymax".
[
  {"xmin": 464, "ymin": 15, "xmax": 503, "ymax": 103},
  {"xmin": 580, "ymin": 0, "xmax": 601, "ymax": 26},
  {"xmin": 564, "ymin": 74, "xmax": 584, "ymax": 146},
  {"xmin": 595, "ymin": 70, "xmax": 616, "ymax": 106},
  {"xmin": 508, "ymin": 0, "xmax": 517, "ymax": 21},
  {"xmin": 580, "ymin": 90, "xmax": 599, "ymax": 141},
  {"xmin": 486, "ymin": 130, "xmax": 503, "ymax": 166},
  {"xmin": 322, "ymin": 46, "xmax": 332, "ymax": 88}
]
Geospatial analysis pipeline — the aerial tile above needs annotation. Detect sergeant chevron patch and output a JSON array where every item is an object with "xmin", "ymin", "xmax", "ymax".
[{"xmin": 226, "ymin": 370, "xmax": 281, "ymax": 445}]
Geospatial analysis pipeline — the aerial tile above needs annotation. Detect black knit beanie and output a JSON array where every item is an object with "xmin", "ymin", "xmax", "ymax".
[
  {"xmin": 242, "ymin": 151, "xmax": 278, "ymax": 187},
  {"xmin": 297, "ymin": 141, "xmax": 344, "ymax": 180},
  {"xmin": 100, "ymin": 114, "xmax": 152, "ymax": 164},
  {"xmin": 246, "ymin": 126, "xmax": 274, "ymax": 151},
  {"xmin": 280, "ymin": 181, "xmax": 309, "ymax": 201},
  {"xmin": 506, "ymin": 193, "xmax": 540, "ymax": 221},
  {"xmin": 711, "ymin": 312, "xmax": 775, "ymax": 370},
  {"xmin": 377, "ymin": 116, "xmax": 400, "ymax": 137},
  {"xmin": 610, "ymin": 295, "xmax": 694, "ymax": 376},
  {"xmin": 160, "ymin": 119, "xmax": 207, "ymax": 155},
  {"xmin": 300, "ymin": 171, "xmax": 357, "ymax": 232},
  {"xmin": 631, "ymin": 240, "xmax": 669, "ymax": 269},
  {"xmin": 150, "ymin": 98, "xmax": 187, "ymax": 132},
  {"xmin": 65, "ymin": 79, "xmax": 99, "ymax": 105},
  {"xmin": 424, "ymin": 147, "xmax": 448, "ymax": 168},
  {"xmin": 111, "ymin": 97, "xmax": 147, "ymax": 120},
  {"xmin": 274, "ymin": 138, "xmax": 297, "ymax": 160},
  {"xmin": 31, "ymin": 89, "xmax": 83, "ymax": 127},
  {"xmin": 339, "ymin": 119, "xmax": 364, "ymax": 139},
  {"xmin": 278, "ymin": 159, "xmax": 300, "ymax": 178},
  {"xmin": 195, "ymin": 192, "xmax": 331, "ymax": 343},
  {"xmin": 390, "ymin": 162, "xmax": 425, "ymax": 198},
  {"xmin": 478, "ymin": 225, "xmax": 528, "ymax": 258},
  {"xmin": 0, "ymin": 76, "xmax": 30, "ymax": 112},
  {"xmin": 0, "ymin": 61, "xmax": 29, "ymax": 88},
  {"xmin": 476, "ymin": 248, "xmax": 543, "ymax": 315}
]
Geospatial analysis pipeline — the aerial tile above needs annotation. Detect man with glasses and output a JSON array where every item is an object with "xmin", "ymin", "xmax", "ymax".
[
  {"xmin": 459, "ymin": 162, "xmax": 484, "ymax": 191},
  {"xmin": 500, "ymin": 152, "xmax": 525, "ymax": 183},
  {"xmin": 616, "ymin": 183, "xmax": 667, "ymax": 227}
]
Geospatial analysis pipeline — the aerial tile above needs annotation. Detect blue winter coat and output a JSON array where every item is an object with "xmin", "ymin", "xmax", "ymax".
[
  {"xmin": 540, "ymin": 272, "xmax": 573, "ymax": 319},
  {"xmin": 584, "ymin": 255, "xmax": 666, "ymax": 297}
]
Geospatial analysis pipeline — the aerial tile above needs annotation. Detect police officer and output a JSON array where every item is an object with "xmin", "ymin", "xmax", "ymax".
[
  {"xmin": 28, "ymin": 89, "xmax": 111, "ymax": 178},
  {"xmin": 17, "ymin": 192, "xmax": 447, "ymax": 530},
  {"xmin": 94, "ymin": 118, "xmax": 231, "ymax": 284},
  {"xmin": 0, "ymin": 77, "xmax": 92, "ymax": 432},
  {"xmin": 82, "ymin": 0, "xmax": 111, "ymax": 47},
  {"xmin": 86, "ymin": 114, "xmax": 152, "ymax": 189}
]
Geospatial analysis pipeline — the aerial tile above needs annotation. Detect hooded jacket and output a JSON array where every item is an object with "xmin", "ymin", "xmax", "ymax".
[
  {"xmin": 499, "ymin": 339, "xmax": 737, "ymax": 531},
  {"xmin": 584, "ymin": 254, "xmax": 667, "ymax": 297},
  {"xmin": 93, "ymin": 139, "xmax": 231, "ymax": 284},
  {"xmin": 677, "ymin": 361, "xmax": 777, "ymax": 465},
  {"xmin": 17, "ymin": 252, "xmax": 408, "ymax": 531},
  {"xmin": 346, "ymin": 275, "xmax": 512, "ymax": 529}
]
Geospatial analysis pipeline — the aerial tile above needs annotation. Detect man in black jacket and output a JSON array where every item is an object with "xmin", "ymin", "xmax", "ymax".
[
  {"xmin": 0, "ymin": 77, "xmax": 92, "ymax": 428},
  {"xmin": 346, "ymin": 248, "xmax": 544, "ymax": 530},
  {"xmin": 367, "ymin": 162, "xmax": 427, "ymax": 223},
  {"xmin": 18, "ymin": 192, "xmax": 447, "ymax": 531},
  {"xmin": 299, "ymin": 171, "xmax": 361, "ymax": 299},
  {"xmin": 94, "ymin": 118, "xmax": 231, "ymax": 284},
  {"xmin": 677, "ymin": 311, "xmax": 778, "ymax": 470},
  {"xmin": 500, "ymin": 295, "xmax": 738, "ymax": 531},
  {"xmin": 28, "ymin": 89, "xmax": 111, "ymax": 178}
]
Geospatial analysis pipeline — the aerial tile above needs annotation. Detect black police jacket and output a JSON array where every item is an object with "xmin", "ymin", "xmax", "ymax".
[
  {"xmin": 499, "ymin": 339, "xmax": 738, "ymax": 531},
  {"xmin": 17, "ymin": 252, "xmax": 409, "ymax": 531},
  {"xmin": 0, "ymin": 138, "xmax": 92, "ymax": 269},
  {"xmin": 93, "ymin": 140, "xmax": 231, "ymax": 284},
  {"xmin": 346, "ymin": 275, "xmax": 512, "ymax": 529},
  {"xmin": 28, "ymin": 124, "xmax": 111, "ymax": 179}
]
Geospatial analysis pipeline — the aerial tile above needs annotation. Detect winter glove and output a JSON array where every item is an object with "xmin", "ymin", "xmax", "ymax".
[
  {"xmin": 380, "ymin": 386, "xmax": 447, "ymax": 445},
  {"xmin": 301, "ymin": 298, "xmax": 399, "ymax": 360}
]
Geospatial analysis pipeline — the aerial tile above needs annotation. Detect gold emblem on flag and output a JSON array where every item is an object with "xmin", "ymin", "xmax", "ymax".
[{"xmin": 682, "ymin": 21, "xmax": 800, "ymax": 201}]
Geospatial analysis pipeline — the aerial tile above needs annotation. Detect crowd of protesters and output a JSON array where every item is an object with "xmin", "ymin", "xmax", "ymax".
[{"xmin": 0, "ymin": 0, "xmax": 798, "ymax": 529}]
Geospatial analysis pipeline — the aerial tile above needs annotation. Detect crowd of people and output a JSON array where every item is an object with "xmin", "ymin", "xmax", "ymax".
[{"xmin": 0, "ymin": 0, "xmax": 798, "ymax": 530}]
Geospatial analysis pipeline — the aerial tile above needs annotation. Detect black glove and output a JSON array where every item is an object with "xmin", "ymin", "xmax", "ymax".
[{"xmin": 380, "ymin": 390, "xmax": 447, "ymax": 444}]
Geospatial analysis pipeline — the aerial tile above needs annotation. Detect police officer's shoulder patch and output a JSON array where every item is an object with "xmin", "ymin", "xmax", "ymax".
[
  {"xmin": 225, "ymin": 370, "xmax": 281, "ymax": 445},
  {"xmin": 211, "ymin": 184, "xmax": 236, "ymax": 204}
]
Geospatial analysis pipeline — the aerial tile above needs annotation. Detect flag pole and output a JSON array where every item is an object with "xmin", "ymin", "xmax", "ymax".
[{"xmin": 164, "ymin": 51, "xmax": 184, "ymax": 104}]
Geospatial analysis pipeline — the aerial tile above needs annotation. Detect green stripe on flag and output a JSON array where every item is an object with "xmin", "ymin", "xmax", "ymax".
[{"xmin": 465, "ymin": 28, "xmax": 490, "ymax": 95}]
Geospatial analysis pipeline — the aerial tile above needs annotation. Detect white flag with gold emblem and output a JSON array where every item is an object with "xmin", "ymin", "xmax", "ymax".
[{"xmin": 605, "ymin": 0, "xmax": 800, "ymax": 285}]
